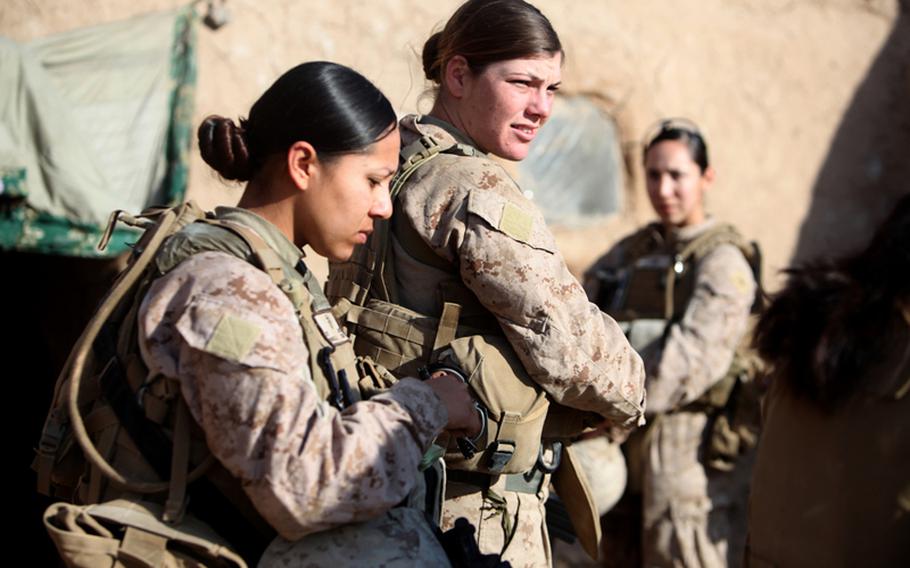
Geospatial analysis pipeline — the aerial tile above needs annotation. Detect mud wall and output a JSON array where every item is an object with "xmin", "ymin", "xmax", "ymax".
[{"xmin": 4, "ymin": 0, "xmax": 907, "ymax": 286}]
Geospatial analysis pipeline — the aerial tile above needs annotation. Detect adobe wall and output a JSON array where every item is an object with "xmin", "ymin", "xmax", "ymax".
[{"xmin": 3, "ymin": 0, "xmax": 908, "ymax": 288}]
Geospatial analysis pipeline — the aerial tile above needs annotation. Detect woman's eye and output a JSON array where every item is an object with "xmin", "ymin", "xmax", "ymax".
[{"xmin": 369, "ymin": 178, "xmax": 381, "ymax": 188}]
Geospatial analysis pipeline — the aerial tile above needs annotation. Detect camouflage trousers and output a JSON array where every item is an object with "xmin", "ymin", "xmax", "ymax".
[
  {"xmin": 441, "ymin": 472, "xmax": 551, "ymax": 568},
  {"xmin": 642, "ymin": 412, "xmax": 753, "ymax": 568}
]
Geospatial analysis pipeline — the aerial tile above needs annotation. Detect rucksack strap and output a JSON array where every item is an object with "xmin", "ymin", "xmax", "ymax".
[
  {"xmin": 371, "ymin": 135, "xmax": 479, "ymax": 304},
  {"xmin": 55, "ymin": 207, "xmax": 282, "ymax": 563}
]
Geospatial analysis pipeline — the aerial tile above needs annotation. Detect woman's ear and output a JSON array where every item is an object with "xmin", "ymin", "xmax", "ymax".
[
  {"xmin": 287, "ymin": 141, "xmax": 318, "ymax": 191},
  {"xmin": 442, "ymin": 55, "xmax": 471, "ymax": 99},
  {"xmin": 702, "ymin": 165, "xmax": 716, "ymax": 189}
]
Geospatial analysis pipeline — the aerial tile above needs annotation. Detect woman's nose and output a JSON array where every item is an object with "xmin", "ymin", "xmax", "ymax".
[
  {"xmin": 657, "ymin": 175, "xmax": 674, "ymax": 197},
  {"xmin": 527, "ymin": 88, "xmax": 554, "ymax": 120},
  {"xmin": 371, "ymin": 186, "xmax": 393, "ymax": 220}
]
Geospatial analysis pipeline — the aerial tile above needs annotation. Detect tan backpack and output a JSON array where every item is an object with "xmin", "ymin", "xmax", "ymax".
[{"xmin": 32, "ymin": 202, "xmax": 317, "ymax": 566}]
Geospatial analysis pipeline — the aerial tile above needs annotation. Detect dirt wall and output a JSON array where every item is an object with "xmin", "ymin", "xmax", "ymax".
[{"xmin": 3, "ymin": 0, "xmax": 907, "ymax": 284}]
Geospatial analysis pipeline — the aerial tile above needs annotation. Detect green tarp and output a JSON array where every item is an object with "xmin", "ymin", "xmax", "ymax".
[{"xmin": 0, "ymin": 7, "xmax": 196, "ymax": 257}]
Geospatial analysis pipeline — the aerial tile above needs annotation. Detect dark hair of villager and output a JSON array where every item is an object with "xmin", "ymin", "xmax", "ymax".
[{"xmin": 753, "ymin": 194, "xmax": 910, "ymax": 407}]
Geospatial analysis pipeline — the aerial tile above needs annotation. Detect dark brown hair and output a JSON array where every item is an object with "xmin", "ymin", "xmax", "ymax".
[
  {"xmin": 198, "ymin": 61, "xmax": 396, "ymax": 182},
  {"xmin": 754, "ymin": 194, "xmax": 910, "ymax": 407},
  {"xmin": 644, "ymin": 118, "xmax": 710, "ymax": 173},
  {"xmin": 422, "ymin": 0, "xmax": 562, "ymax": 85}
]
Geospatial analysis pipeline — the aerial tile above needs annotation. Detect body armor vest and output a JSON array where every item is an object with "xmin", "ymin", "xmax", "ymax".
[
  {"xmin": 592, "ymin": 221, "xmax": 765, "ymax": 472},
  {"xmin": 596, "ymin": 222, "xmax": 760, "ymax": 321},
  {"xmin": 328, "ymin": 125, "xmax": 608, "ymax": 558},
  {"xmin": 327, "ymin": 134, "xmax": 590, "ymax": 477}
]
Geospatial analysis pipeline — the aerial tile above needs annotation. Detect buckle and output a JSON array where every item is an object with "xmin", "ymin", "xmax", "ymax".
[
  {"xmin": 487, "ymin": 440, "xmax": 516, "ymax": 473},
  {"xmin": 536, "ymin": 440, "xmax": 563, "ymax": 474}
]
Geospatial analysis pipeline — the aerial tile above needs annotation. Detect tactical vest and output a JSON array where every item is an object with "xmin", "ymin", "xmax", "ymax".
[
  {"xmin": 591, "ymin": 221, "xmax": 765, "ymax": 472},
  {"xmin": 34, "ymin": 203, "xmax": 361, "ymax": 565},
  {"xmin": 328, "ymin": 134, "xmax": 554, "ymax": 476},
  {"xmin": 328, "ymin": 126, "xmax": 610, "ymax": 559}
]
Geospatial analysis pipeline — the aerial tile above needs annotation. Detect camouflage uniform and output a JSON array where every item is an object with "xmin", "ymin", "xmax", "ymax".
[
  {"xmin": 139, "ymin": 207, "xmax": 450, "ymax": 565},
  {"xmin": 383, "ymin": 115, "xmax": 647, "ymax": 567},
  {"xmin": 585, "ymin": 218, "xmax": 756, "ymax": 568}
]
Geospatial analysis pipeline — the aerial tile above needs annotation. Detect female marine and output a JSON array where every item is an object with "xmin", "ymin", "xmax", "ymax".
[
  {"xmin": 46, "ymin": 61, "xmax": 480, "ymax": 567},
  {"xmin": 585, "ymin": 120, "xmax": 758, "ymax": 567},
  {"xmin": 329, "ymin": 2, "xmax": 646, "ymax": 566}
]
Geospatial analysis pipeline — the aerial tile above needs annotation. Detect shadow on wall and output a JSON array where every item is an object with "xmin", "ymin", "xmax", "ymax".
[{"xmin": 794, "ymin": 1, "xmax": 910, "ymax": 264}]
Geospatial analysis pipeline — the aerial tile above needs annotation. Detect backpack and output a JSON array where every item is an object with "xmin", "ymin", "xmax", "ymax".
[{"xmin": 32, "ymin": 202, "xmax": 293, "ymax": 566}]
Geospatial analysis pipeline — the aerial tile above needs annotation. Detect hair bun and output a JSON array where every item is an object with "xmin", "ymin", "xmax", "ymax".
[
  {"xmin": 197, "ymin": 115, "xmax": 252, "ymax": 181},
  {"xmin": 421, "ymin": 31, "xmax": 443, "ymax": 83}
]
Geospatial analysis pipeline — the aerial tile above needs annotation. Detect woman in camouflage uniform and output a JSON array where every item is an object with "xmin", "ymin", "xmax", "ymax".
[
  {"xmin": 328, "ymin": 1, "xmax": 647, "ymax": 566},
  {"xmin": 585, "ymin": 120, "xmax": 757, "ymax": 567},
  {"xmin": 125, "ymin": 62, "xmax": 480, "ymax": 564}
]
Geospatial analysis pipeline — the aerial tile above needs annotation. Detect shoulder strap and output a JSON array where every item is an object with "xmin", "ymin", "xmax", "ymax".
[
  {"xmin": 622, "ymin": 223, "xmax": 664, "ymax": 264},
  {"xmin": 664, "ymin": 223, "xmax": 763, "ymax": 319},
  {"xmin": 677, "ymin": 223, "xmax": 754, "ymax": 267},
  {"xmin": 371, "ymin": 135, "xmax": 479, "ymax": 304},
  {"xmin": 201, "ymin": 219, "xmax": 347, "ymax": 351}
]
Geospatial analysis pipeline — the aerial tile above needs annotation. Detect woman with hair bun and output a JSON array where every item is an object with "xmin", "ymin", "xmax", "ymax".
[
  {"xmin": 65, "ymin": 61, "xmax": 481, "ymax": 566},
  {"xmin": 328, "ymin": 1, "xmax": 646, "ymax": 565},
  {"xmin": 585, "ymin": 119, "xmax": 760, "ymax": 567}
]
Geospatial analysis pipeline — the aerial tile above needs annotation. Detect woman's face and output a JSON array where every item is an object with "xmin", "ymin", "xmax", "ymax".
[
  {"xmin": 644, "ymin": 139, "xmax": 713, "ymax": 228},
  {"xmin": 299, "ymin": 128, "xmax": 399, "ymax": 261},
  {"xmin": 455, "ymin": 53, "xmax": 562, "ymax": 161}
]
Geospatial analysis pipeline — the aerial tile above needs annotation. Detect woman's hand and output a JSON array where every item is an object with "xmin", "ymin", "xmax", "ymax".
[{"xmin": 424, "ymin": 370, "xmax": 482, "ymax": 438}]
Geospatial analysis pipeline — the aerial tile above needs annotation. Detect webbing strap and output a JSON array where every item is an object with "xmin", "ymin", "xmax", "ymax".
[
  {"xmin": 433, "ymin": 302, "xmax": 462, "ymax": 353},
  {"xmin": 341, "ymin": 302, "xmax": 436, "ymax": 345},
  {"xmin": 663, "ymin": 223, "xmax": 756, "ymax": 321},
  {"xmin": 163, "ymin": 398, "xmax": 191, "ymax": 524},
  {"xmin": 203, "ymin": 219, "xmax": 287, "ymax": 289},
  {"xmin": 373, "ymin": 135, "xmax": 480, "ymax": 304},
  {"xmin": 390, "ymin": 137, "xmax": 446, "ymax": 200}
]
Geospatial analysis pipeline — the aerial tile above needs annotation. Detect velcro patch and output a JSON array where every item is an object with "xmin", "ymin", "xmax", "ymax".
[
  {"xmin": 499, "ymin": 202, "xmax": 533, "ymax": 243},
  {"xmin": 730, "ymin": 270, "xmax": 752, "ymax": 295},
  {"xmin": 205, "ymin": 314, "xmax": 261, "ymax": 361}
]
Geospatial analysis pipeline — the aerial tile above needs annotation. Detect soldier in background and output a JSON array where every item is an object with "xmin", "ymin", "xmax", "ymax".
[
  {"xmin": 585, "ymin": 119, "xmax": 759, "ymax": 567},
  {"xmin": 747, "ymin": 194, "xmax": 910, "ymax": 567}
]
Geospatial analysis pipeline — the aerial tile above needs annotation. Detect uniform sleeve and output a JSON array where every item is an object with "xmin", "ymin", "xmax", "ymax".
[
  {"xmin": 403, "ymin": 162, "xmax": 646, "ymax": 429},
  {"xmin": 642, "ymin": 244, "xmax": 756, "ymax": 414},
  {"xmin": 139, "ymin": 252, "xmax": 447, "ymax": 540}
]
